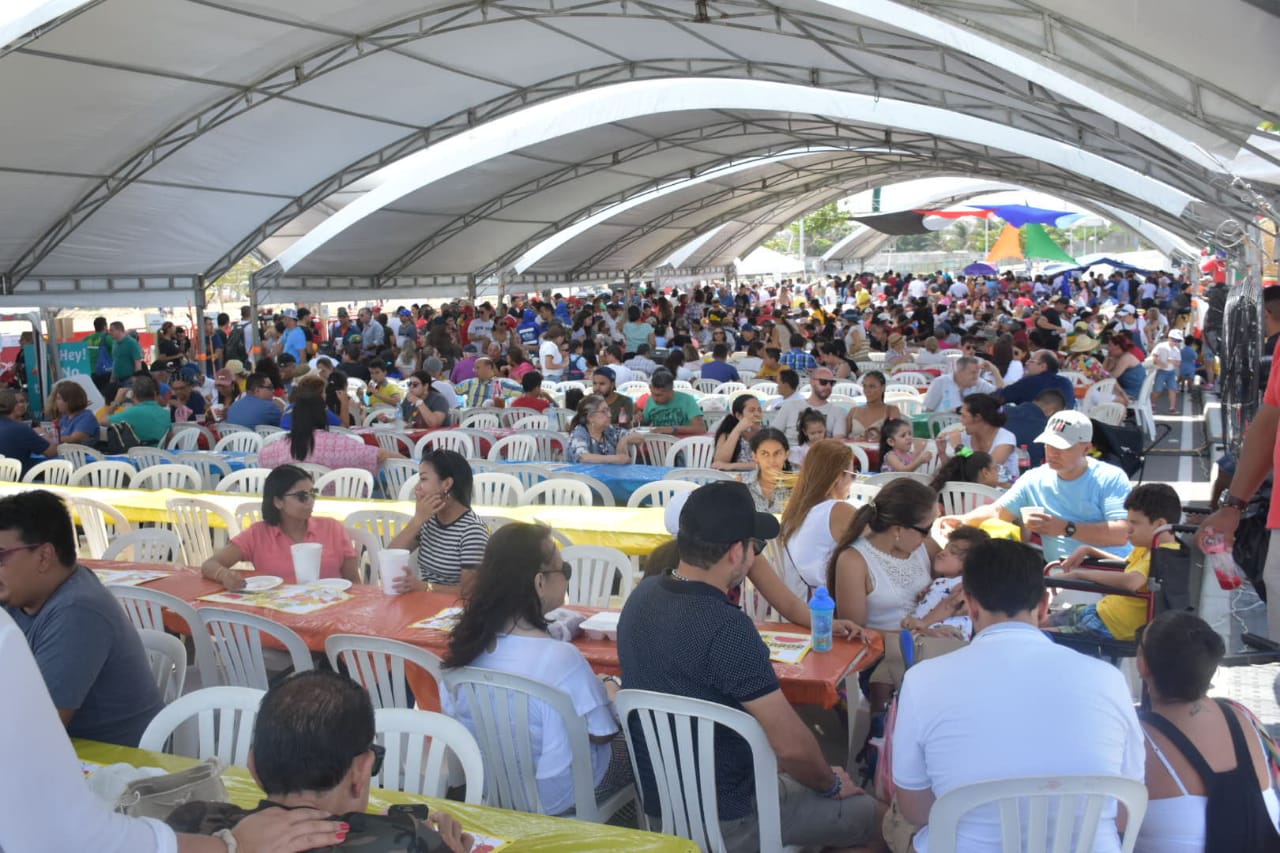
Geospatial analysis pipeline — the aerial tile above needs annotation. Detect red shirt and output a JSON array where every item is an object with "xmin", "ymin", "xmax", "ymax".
[{"xmin": 511, "ymin": 396, "xmax": 551, "ymax": 412}]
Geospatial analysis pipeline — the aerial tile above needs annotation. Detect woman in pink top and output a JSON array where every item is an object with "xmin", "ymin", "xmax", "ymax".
[
  {"xmin": 201, "ymin": 465, "xmax": 359, "ymax": 590},
  {"xmin": 258, "ymin": 393, "xmax": 400, "ymax": 477}
]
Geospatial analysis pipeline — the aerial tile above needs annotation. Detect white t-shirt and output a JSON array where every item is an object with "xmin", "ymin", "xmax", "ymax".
[
  {"xmin": 1151, "ymin": 340, "xmax": 1182, "ymax": 372},
  {"xmin": 442, "ymin": 634, "xmax": 617, "ymax": 816},
  {"xmin": 0, "ymin": 610, "xmax": 178, "ymax": 853},
  {"xmin": 1003, "ymin": 359, "xmax": 1024, "ymax": 384},
  {"xmin": 467, "ymin": 318, "xmax": 494, "ymax": 344},
  {"xmin": 960, "ymin": 427, "xmax": 1018, "ymax": 484},
  {"xmin": 893, "ymin": 621, "xmax": 1144, "ymax": 853},
  {"xmin": 539, "ymin": 339, "xmax": 565, "ymax": 379},
  {"xmin": 774, "ymin": 397, "xmax": 849, "ymax": 445},
  {"xmin": 908, "ymin": 279, "xmax": 929, "ymax": 299},
  {"xmin": 603, "ymin": 362, "xmax": 634, "ymax": 386}
]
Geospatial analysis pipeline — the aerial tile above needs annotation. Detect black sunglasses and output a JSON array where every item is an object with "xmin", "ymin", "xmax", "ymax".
[
  {"xmin": 813, "ymin": 378, "xmax": 835, "ymax": 386},
  {"xmin": 284, "ymin": 488, "xmax": 319, "ymax": 502},
  {"xmin": 541, "ymin": 561, "xmax": 573, "ymax": 580},
  {"xmin": 367, "ymin": 743, "xmax": 385, "ymax": 777},
  {"xmin": 906, "ymin": 523, "xmax": 933, "ymax": 537}
]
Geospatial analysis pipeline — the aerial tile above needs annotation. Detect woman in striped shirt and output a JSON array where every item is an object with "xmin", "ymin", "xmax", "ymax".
[{"xmin": 387, "ymin": 449, "xmax": 489, "ymax": 591}]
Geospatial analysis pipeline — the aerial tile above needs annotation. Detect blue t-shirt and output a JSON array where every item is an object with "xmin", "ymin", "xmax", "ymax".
[
  {"xmin": 280, "ymin": 408, "xmax": 341, "ymax": 429},
  {"xmin": 224, "ymin": 395, "xmax": 282, "ymax": 428},
  {"xmin": 5, "ymin": 566, "xmax": 163, "ymax": 746},
  {"xmin": 1179, "ymin": 345, "xmax": 1197, "ymax": 378},
  {"xmin": 618, "ymin": 576, "xmax": 779, "ymax": 820},
  {"xmin": 0, "ymin": 417, "xmax": 52, "ymax": 473},
  {"xmin": 57, "ymin": 409, "xmax": 101, "ymax": 443},
  {"xmin": 281, "ymin": 326, "xmax": 307, "ymax": 362},
  {"xmin": 995, "ymin": 458, "xmax": 1132, "ymax": 562},
  {"xmin": 700, "ymin": 359, "xmax": 741, "ymax": 384}
]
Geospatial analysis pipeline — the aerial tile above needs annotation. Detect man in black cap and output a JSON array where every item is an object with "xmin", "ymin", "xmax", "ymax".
[{"xmin": 618, "ymin": 482, "xmax": 880, "ymax": 852}]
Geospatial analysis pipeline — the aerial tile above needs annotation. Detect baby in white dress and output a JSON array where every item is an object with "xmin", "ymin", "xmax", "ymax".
[{"xmin": 899, "ymin": 526, "xmax": 991, "ymax": 639}]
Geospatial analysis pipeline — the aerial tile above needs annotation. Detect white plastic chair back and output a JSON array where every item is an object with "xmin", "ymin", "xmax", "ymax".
[
  {"xmin": 371, "ymin": 429, "xmax": 414, "ymax": 457},
  {"xmin": 292, "ymin": 461, "xmax": 333, "ymax": 481},
  {"xmin": 1058, "ymin": 370, "xmax": 1089, "ymax": 388},
  {"xmin": 216, "ymin": 423, "xmax": 253, "ymax": 434},
  {"xmin": 176, "ymin": 452, "xmax": 234, "ymax": 490},
  {"xmin": 552, "ymin": 472, "xmax": 615, "ymax": 507},
  {"xmin": 234, "ymin": 501, "xmax": 263, "ymax": 530},
  {"xmin": 847, "ymin": 482, "xmax": 882, "ymax": 508},
  {"xmin": 614, "ymin": 689, "xmax": 782, "ymax": 852},
  {"xmin": 487, "ymin": 434, "xmax": 537, "ymax": 462},
  {"xmin": 472, "ymin": 473, "xmax": 525, "ymax": 507},
  {"xmin": 375, "ymin": 707, "xmax": 485, "ymax": 802},
  {"xmin": 892, "ymin": 372, "xmax": 931, "ymax": 387},
  {"xmin": 442, "ymin": 667, "xmax": 634, "ymax": 821},
  {"xmin": 213, "ymin": 432, "xmax": 263, "ymax": 454},
  {"xmin": 110, "ymin": 585, "xmax": 218, "ymax": 687},
  {"xmin": 1089, "ymin": 402, "xmax": 1126, "ymax": 426},
  {"xmin": 697, "ymin": 394, "xmax": 728, "ymax": 414},
  {"xmin": 70, "ymin": 460, "xmax": 135, "ymax": 489},
  {"xmin": 927, "ymin": 412, "xmax": 962, "ymax": 436},
  {"xmin": 396, "ymin": 477, "xmax": 421, "ymax": 501},
  {"xmin": 937, "ymin": 482, "xmax": 1004, "ymax": 516},
  {"xmin": 505, "ymin": 412, "xmax": 549, "ymax": 431},
  {"xmin": 315, "ymin": 467, "xmax": 374, "ymax": 499},
  {"xmin": 102, "ymin": 529, "xmax": 183, "ymax": 563},
  {"xmin": 214, "ymin": 467, "xmax": 270, "ymax": 495},
  {"xmin": 522, "ymin": 478, "xmax": 593, "ymax": 507},
  {"xmin": 127, "ymin": 447, "xmax": 177, "ymax": 468},
  {"xmin": 363, "ymin": 407, "xmax": 399, "ymax": 427},
  {"xmin": 326, "ymin": 634, "xmax": 443, "ymax": 711},
  {"xmin": 1089, "ymin": 378, "xmax": 1118, "ymax": 401},
  {"xmin": 866, "ymin": 471, "xmax": 934, "ymax": 487},
  {"xmin": 694, "ymin": 378, "xmax": 722, "ymax": 394},
  {"xmin": 662, "ymin": 468, "xmax": 734, "ymax": 485},
  {"xmin": 199, "ymin": 607, "xmax": 314, "ymax": 690},
  {"xmin": 548, "ymin": 408, "xmax": 575, "ymax": 431},
  {"xmin": 133, "ymin": 464, "xmax": 202, "ymax": 492},
  {"xmin": 750, "ymin": 381, "xmax": 778, "ymax": 395},
  {"xmin": 58, "ymin": 443, "xmax": 104, "ymax": 466},
  {"xmin": 498, "ymin": 464, "xmax": 546, "ymax": 491},
  {"xmin": 68, "ymin": 495, "xmax": 133, "ymax": 558},
  {"xmin": 459, "ymin": 410, "xmax": 502, "ymax": 430},
  {"xmin": 848, "ymin": 444, "xmax": 871, "ymax": 474},
  {"xmin": 562, "ymin": 544, "xmax": 631, "ymax": 607},
  {"xmin": 139, "ymin": 628, "xmax": 188, "ymax": 704},
  {"xmin": 381, "ymin": 459, "xmax": 419, "ymax": 501},
  {"xmin": 632, "ymin": 433, "xmax": 678, "ymax": 466},
  {"xmin": 833, "ymin": 381, "xmax": 861, "ymax": 397},
  {"xmin": 22, "ymin": 458, "xmax": 72, "ymax": 484},
  {"xmin": 887, "ymin": 395, "xmax": 924, "ymax": 416},
  {"xmin": 416, "ymin": 431, "xmax": 477, "ymax": 459},
  {"xmin": 618, "ymin": 381, "xmax": 650, "ymax": 399},
  {"xmin": 163, "ymin": 426, "xmax": 208, "ymax": 451},
  {"xmin": 138, "ymin": 686, "xmax": 265, "ymax": 764},
  {"xmin": 925, "ymin": 774, "xmax": 1148, "ymax": 853},
  {"xmin": 0, "ymin": 458, "xmax": 21, "ymax": 482},
  {"xmin": 166, "ymin": 497, "xmax": 242, "ymax": 565},
  {"xmin": 663, "ymin": 436, "xmax": 716, "ymax": 468},
  {"xmin": 526, "ymin": 430, "xmax": 566, "ymax": 462},
  {"xmin": 740, "ymin": 577, "xmax": 780, "ymax": 622},
  {"xmin": 347, "ymin": 527, "xmax": 382, "ymax": 584},
  {"xmin": 627, "ymin": 479, "xmax": 698, "ymax": 509},
  {"xmin": 254, "ymin": 425, "xmax": 285, "ymax": 438}
]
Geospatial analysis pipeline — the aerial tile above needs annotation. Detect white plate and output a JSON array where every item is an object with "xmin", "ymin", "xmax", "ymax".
[
  {"xmin": 579, "ymin": 611, "xmax": 621, "ymax": 641},
  {"xmin": 311, "ymin": 578, "xmax": 353, "ymax": 591},
  {"xmin": 243, "ymin": 575, "xmax": 283, "ymax": 592}
]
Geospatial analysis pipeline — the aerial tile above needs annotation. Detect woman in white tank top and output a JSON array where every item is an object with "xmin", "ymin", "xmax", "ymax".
[
  {"xmin": 776, "ymin": 440, "xmax": 860, "ymax": 601},
  {"xmin": 828, "ymin": 477, "xmax": 940, "ymax": 714}
]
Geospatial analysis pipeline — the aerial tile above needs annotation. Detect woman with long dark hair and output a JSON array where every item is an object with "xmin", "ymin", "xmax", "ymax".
[
  {"xmin": 944, "ymin": 392, "xmax": 1017, "ymax": 485},
  {"xmin": 928, "ymin": 448, "xmax": 999, "ymax": 493},
  {"xmin": 387, "ymin": 449, "xmax": 489, "ymax": 590},
  {"xmin": 711, "ymin": 394, "xmax": 764, "ymax": 471},
  {"xmin": 258, "ymin": 390, "xmax": 391, "ymax": 476},
  {"xmin": 201, "ymin": 464, "xmax": 359, "ymax": 589},
  {"xmin": 442, "ymin": 523, "xmax": 630, "ymax": 816}
]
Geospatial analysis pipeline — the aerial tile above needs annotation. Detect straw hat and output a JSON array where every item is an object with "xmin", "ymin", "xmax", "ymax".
[{"xmin": 1068, "ymin": 335, "xmax": 1099, "ymax": 354}]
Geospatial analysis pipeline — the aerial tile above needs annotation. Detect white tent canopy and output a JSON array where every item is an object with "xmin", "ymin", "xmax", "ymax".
[{"xmin": 1, "ymin": 0, "xmax": 1275, "ymax": 303}]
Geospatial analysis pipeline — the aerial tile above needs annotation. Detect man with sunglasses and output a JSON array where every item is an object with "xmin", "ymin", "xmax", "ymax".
[
  {"xmin": 0, "ymin": 490, "xmax": 162, "ymax": 747},
  {"xmin": 773, "ymin": 366, "xmax": 848, "ymax": 445},
  {"xmin": 168, "ymin": 670, "xmax": 473, "ymax": 852}
]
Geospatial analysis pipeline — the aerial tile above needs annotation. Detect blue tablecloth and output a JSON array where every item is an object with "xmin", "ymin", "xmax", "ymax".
[
  {"xmin": 500, "ymin": 461, "xmax": 673, "ymax": 503},
  {"xmin": 108, "ymin": 451, "xmax": 253, "ymax": 472}
]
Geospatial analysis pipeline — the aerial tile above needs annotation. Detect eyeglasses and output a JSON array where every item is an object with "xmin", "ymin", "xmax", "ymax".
[
  {"xmin": 843, "ymin": 469, "xmax": 860, "ymax": 477},
  {"xmin": 541, "ymin": 561, "xmax": 573, "ymax": 580},
  {"xmin": 813, "ymin": 378, "xmax": 835, "ymax": 386},
  {"xmin": 750, "ymin": 538, "xmax": 766, "ymax": 555},
  {"xmin": 407, "ymin": 381, "xmax": 422, "ymax": 387},
  {"xmin": 0, "ymin": 542, "xmax": 42, "ymax": 566},
  {"xmin": 906, "ymin": 523, "xmax": 934, "ymax": 537},
  {"xmin": 284, "ymin": 488, "xmax": 319, "ymax": 502},
  {"xmin": 366, "ymin": 743, "xmax": 385, "ymax": 777}
]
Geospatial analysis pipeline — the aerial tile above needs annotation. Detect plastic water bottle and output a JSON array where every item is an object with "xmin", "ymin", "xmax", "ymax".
[
  {"xmin": 810, "ymin": 586, "xmax": 835, "ymax": 652},
  {"xmin": 1017, "ymin": 444, "xmax": 1031, "ymax": 471}
]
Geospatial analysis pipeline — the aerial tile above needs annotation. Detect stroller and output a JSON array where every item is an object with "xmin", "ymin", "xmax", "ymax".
[{"xmin": 1090, "ymin": 417, "xmax": 1171, "ymax": 482}]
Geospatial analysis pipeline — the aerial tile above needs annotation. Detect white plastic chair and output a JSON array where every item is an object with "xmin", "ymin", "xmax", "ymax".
[
  {"xmin": 694, "ymin": 378, "xmax": 723, "ymax": 394},
  {"xmin": 198, "ymin": 608, "xmax": 314, "ymax": 690},
  {"xmin": 887, "ymin": 395, "xmax": 924, "ymax": 416},
  {"xmin": 472, "ymin": 473, "xmax": 526, "ymax": 507},
  {"xmin": 1132, "ymin": 368, "xmax": 1159, "ymax": 439},
  {"xmin": 847, "ymin": 482, "xmax": 882, "ymax": 508},
  {"xmin": 618, "ymin": 381, "xmax": 651, "ymax": 399},
  {"xmin": 396, "ymin": 477, "xmax": 421, "ymax": 502},
  {"xmin": 504, "ymin": 412, "xmax": 550, "ymax": 431},
  {"xmin": 892, "ymin": 372, "xmax": 931, "ymax": 387},
  {"xmin": 1058, "ymin": 370, "xmax": 1089, "ymax": 388},
  {"xmin": 102, "ymin": 528, "xmax": 183, "ymax": 563},
  {"xmin": 214, "ymin": 467, "xmax": 270, "ymax": 495},
  {"xmin": 166, "ymin": 497, "xmax": 242, "ymax": 565},
  {"xmin": 415, "ymin": 431, "xmax": 477, "ymax": 459},
  {"xmin": 497, "ymin": 464, "xmax": 547, "ymax": 491},
  {"xmin": 213, "ymin": 432, "xmax": 263, "ymax": 454},
  {"xmin": 234, "ymin": 501, "xmax": 262, "ymax": 531},
  {"xmin": 216, "ymin": 423, "xmax": 253, "ymax": 434},
  {"xmin": 315, "ymin": 467, "xmax": 374, "ymax": 499},
  {"xmin": 832, "ymin": 381, "xmax": 861, "ymax": 398},
  {"xmin": 552, "ymin": 472, "xmax": 616, "ymax": 507},
  {"xmin": 547, "ymin": 408, "xmax": 575, "ymax": 431},
  {"xmin": 848, "ymin": 444, "xmax": 871, "ymax": 474},
  {"xmin": 345, "ymin": 510, "xmax": 414, "ymax": 548},
  {"xmin": 69, "ymin": 460, "xmax": 135, "ymax": 489},
  {"xmin": 526, "ymin": 430, "xmax": 567, "ymax": 462},
  {"xmin": 363, "ymin": 407, "xmax": 400, "ymax": 427},
  {"xmin": 927, "ymin": 412, "xmax": 962, "ymax": 436},
  {"xmin": 325, "ymin": 634, "xmax": 443, "ymax": 711},
  {"xmin": 522, "ymin": 478, "xmax": 593, "ymax": 507},
  {"xmin": 662, "ymin": 468, "xmax": 735, "ymax": 485},
  {"xmin": 138, "ymin": 686, "xmax": 265, "ymax": 764},
  {"xmin": 627, "ymin": 479, "xmax": 698, "ymax": 509},
  {"xmin": 370, "ymin": 429, "xmax": 414, "ymax": 457},
  {"xmin": 133, "ymin": 464, "xmax": 202, "ymax": 492},
  {"xmin": 925, "ymin": 774, "xmax": 1148, "ymax": 853},
  {"xmin": 126, "ymin": 446, "xmax": 177, "ymax": 468},
  {"xmin": 68, "ymin": 495, "xmax": 133, "ymax": 558},
  {"xmin": 381, "ymin": 459, "xmax": 419, "ymax": 502},
  {"xmin": 442, "ymin": 667, "xmax": 635, "ymax": 821},
  {"xmin": 0, "ymin": 458, "xmax": 20, "ymax": 482},
  {"xmin": 459, "ymin": 411, "xmax": 501, "ymax": 429},
  {"xmin": 138, "ymin": 628, "xmax": 188, "ymax": 704},
  {"xmin": 866, "ymin": 470, "xmax": 934, "ymax": 487},
  {"xmin": 663, "ymin": 436, "xmax": 716, "ymax": 468},
  {"xmin": 614, "ymin": 689, "xmax": 783, "ymax": 852},
  {"xmin": 632, "ymin": 433, "xmax": 678, "ymax": 466},
  {"xmin": 750, "ymin": 380, "xmax": 778, "ymax": 395},
  {"xmin": 22, "ymin": 458, "xmax": 72, "ymax": 485},
  {"xmin": 375, "ymin": 707, "xmax": 485, "ymax": 802},
  {"xmin": 487, "ymin": 434, "xmax": 537, "ymax": 462},
  {"xmin": 740, "ymin": 576, "xmax": 781, "ymax": 622},
  {"xmin": 58, "ymin": 443, "xmax": 104, "ymax": 466},
  {"xmin": 562, "ymin": 544, "xmax": 631, "ymax": 607},
  {"xmin": 163, "ymin": 425, "xmax": 214, "ymax": 451},
  {"xmin": 1089, "ymin": 401, "xmax": 1127, "ymax": 426},
  {"xmin": 697, "ymin": 394, "xmax": 728, "ymax": 414},
  {"xmin": 885, "ymin": 384, "xmax": 923, "ymax": 397},
  {"xmin": 937, "ymin": 482, "xmax": 1004, "ymax": 516},
  {"xmin": 110, "ymin": 585, "xmax": 218, "ymax": 689},
  {"xmin": 179, "ymin": 452, "xmax": 234, "ymax": 490},
  {"xmin": 254, "ymin": 424, "xmax": 285, "ymax": 438},
  {"xmin": 292, "ymin": 461, "xmax": 333, "ymax": 481}
]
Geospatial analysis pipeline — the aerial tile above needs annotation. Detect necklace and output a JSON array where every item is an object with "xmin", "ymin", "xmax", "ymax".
[{"xmin": 670, "ymin": 569, "xmax": 692, "ymax": 582}]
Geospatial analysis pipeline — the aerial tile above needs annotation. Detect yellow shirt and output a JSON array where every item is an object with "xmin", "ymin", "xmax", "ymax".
[
  {"xmin": 856, "ymin": 290, "xmax": 871, "ymax": 309},
  {"xmin": 367, "ymin": 380, "xmax": 404, "ymax": 406},
  {"xmin": 1095, "ymin": 543, "xmax": 1179, "ymax": 640}
]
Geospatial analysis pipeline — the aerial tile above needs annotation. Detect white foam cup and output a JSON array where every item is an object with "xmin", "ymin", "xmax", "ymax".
[
  {"xmin": 379, "ymin": 549, "xmax": 412, "ymax": 594},
  {"xmin": 290, "ymin": 542, "xmax": 323, "ymax": 584}
]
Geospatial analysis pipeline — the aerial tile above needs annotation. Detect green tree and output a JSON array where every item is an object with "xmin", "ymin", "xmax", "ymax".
[
  {"xmin": 207, "ymin": 256, "xmax": 261, "ymax": 304},
  {"xmin": 764, "ymin": 203, "xmax": 854, "ymax": 257}
]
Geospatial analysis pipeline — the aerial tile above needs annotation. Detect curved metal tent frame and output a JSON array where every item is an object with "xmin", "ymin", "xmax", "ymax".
[{"xmin": 0, "ymin": 0, "xmax": 1275, "ymax": 302}]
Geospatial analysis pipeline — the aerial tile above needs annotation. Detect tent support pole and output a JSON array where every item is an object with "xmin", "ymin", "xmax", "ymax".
[{"xmin": 192, "ymin": 275, "xmax": 207, "ymax": 373}]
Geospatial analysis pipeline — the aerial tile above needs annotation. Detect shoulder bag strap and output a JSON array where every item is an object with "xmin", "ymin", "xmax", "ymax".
[{"xmin": 1140, "ymin": 709, "xmax": 1218, "ymax": 783}]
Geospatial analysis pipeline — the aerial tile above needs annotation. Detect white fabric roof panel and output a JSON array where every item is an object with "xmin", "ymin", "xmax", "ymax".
[{"xmin": 1, "ymin": 0, "xmax": 1275, "ymax": 292}]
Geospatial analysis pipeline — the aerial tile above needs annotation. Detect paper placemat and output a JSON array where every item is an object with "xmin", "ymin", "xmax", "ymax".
[
  {"xmin": 409, "ymin": 606, "xmax": 464, "ymax": 632},
  {"xmin": 198, "ymin": 585, "xmax": 351, "ymax": 615},
  {"xmin": 758, "ymin": 630, "xmax": 813, "ymax": 665},
  {"xmin": 92, "ymin": 568, "xmax": 169, "ymax": 587}
]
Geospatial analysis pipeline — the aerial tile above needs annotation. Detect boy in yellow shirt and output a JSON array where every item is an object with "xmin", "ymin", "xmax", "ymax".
[{"xmin": 1043, "ymin": 483, "xmax": 1182, "ymax": 641}]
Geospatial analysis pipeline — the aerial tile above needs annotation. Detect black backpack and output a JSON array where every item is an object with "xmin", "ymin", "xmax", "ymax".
[
  {"xmin": 103, "ymin": 421, "xmax": 141, "ymax": 454},
  {"xmin": 223, "ymin": 323, "xmax": 249, "ymax": 363}
]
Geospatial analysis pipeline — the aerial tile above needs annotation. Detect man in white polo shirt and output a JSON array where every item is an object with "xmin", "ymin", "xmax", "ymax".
[{"xmin": 889, "ymin": 538, "xmax": 1143, "ymax": 852}]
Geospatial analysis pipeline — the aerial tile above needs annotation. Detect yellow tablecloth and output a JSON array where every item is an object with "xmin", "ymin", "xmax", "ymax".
[
  {"xmin": 0, "ymin": 483, "xmax": 671, "ymax": 556},
  {"xmin": 75, "ymin": 740, "xmax": 694, "ymax": 853}
]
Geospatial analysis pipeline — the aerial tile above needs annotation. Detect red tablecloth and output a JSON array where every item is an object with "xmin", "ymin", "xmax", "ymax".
[{"xmin": 96, "ymin": 560, "xmax": 882, "ymax": 709}]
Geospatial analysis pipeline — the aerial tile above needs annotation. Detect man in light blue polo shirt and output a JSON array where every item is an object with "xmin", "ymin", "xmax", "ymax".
[
  {"xmin": 225, "ymin": 373, "xmax": 283, "ymax": 428},
  {"xmin": 278, "ymin": 308, "xmax": 307, "ymax": 363},
  {"xmin": 940, "ymin": 410, "xmax": 1131, "ymax": 562}
]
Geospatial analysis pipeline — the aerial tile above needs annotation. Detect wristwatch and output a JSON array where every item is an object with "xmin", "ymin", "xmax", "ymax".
[
  {"xmin": 602, "ymin": 675, "xmax": 622, "ymax": 688},
  {"xmin": 1220, "ymin": 493, "xmax": 1249, "ymax": 512},
  {"xmin": 1064, "ymin": 521, "xmax": 1077, "ymax": 537}
]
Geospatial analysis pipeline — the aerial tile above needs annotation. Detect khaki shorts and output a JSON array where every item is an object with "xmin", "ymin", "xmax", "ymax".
[
  {"xmin": 719, "ymin": 772, "xmax": 879, "ymax": 852},
  {"xmin": 883, "ymin": 796, "xmax": 920, "ymax": 853},
  {"xmin": 869, "ymin": 629, "xmax": 906, "ymax": 687}
]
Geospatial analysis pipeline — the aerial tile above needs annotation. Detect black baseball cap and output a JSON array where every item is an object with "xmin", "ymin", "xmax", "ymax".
[{"xmin": 679, "ymin": 482, "xmax": 780, "ymax": 544}]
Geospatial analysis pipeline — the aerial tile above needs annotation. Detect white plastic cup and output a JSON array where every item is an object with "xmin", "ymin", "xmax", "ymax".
[
  {"xmin": 1020, "ymin": 506, "xmax": 1045, "ymax": 526},
  {"xmin": 290, "ymin": 543, "xmax": 323, "ymax": 584},
  {"xmin": 379, "ymin": 549, "xmax": 412, "ymax": 594}
]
